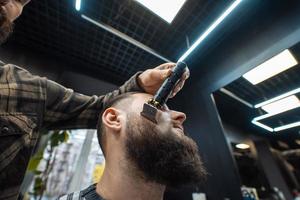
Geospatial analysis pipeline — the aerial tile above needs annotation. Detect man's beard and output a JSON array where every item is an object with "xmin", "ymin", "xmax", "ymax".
[
  {"xmin": 125, "ymin": 114, "xmax": 207, "ymax": 188},
  {"xmin": 0, "ymin": 2, "xmax": 13, "ymax": 44}
]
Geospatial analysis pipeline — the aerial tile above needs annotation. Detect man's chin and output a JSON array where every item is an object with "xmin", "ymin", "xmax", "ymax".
[{"xmin": 155, "ymin": 143, "xmax": 207, "ymax": 187}]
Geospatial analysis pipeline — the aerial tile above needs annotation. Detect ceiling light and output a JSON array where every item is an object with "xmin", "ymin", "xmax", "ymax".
[
  {"xmin": 236, "ymin": 143, "xmax": 250, "ymax": 149},
  {"xmin": 135, "ymin": 0, "xmax": 186, "ymax": 23},
  {"xmin": 255, "ymin": 87, "xmax": 300, "ymax": 108},
  {"xmin": 252, "ymin": 117, "xmax": 300, "ymax": 132},
  {"xmin": 178, "ymin": 0, "xmax": 243, "ymax": 62},
  {"xmin": 252, "ymin": 94, "xmax": 300, "ymax": 132},
  {"xmin": 261, "ymin": 95, "xmax": 300, "ymax": 114},
  {"xmin": 75, "ymin": 0, "xmax": 81, "ymax": 11},
  {"xmin": 251, "ymin": 120, "xmax": 274, "ymax": 132},
  {"xmin": 243, "ymin": 49, "xmax": 298, "ymax": 85},
  {"xmin": 274, "ymin": 121, "xmax": 300, "ymax": 132}
]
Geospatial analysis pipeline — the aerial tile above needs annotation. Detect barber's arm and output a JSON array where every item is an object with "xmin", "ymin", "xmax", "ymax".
[
  {"xmin": 43, "ymin": 72, "xmax": 141, "ymax": 129},
  {"xmin": 42, "ymin": 63, "xmax": 189, "ymax": 130}
]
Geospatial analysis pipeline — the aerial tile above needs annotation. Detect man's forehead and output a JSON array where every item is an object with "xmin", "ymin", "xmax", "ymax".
[
  {"xmin": 132, "ymin": 93, "xmax": 153, "ymax": 101},
  {"xmin": 131, "ymin": 93, "xmax": 170, "ymax": 110}
]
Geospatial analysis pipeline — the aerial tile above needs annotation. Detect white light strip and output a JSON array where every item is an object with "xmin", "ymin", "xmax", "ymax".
[
  {"xmin": 75, "ymin": 0, "xmax": 81, "ymax": 11},
  {"xmin": 252, "ymin": 109, "xmax": 300, "ymax": 132},
  {"xmin": 255, "ymin": 87, "xmax": 300, "ymax": 108},
  {"xmin": 253, "ymin": 119, "xmax": 300, "ymax": 132},
  {"xmin": 261, "ymin": 95, "xmax": 300, "ymax": 114},
  {"xmin": 178, "ymin": 0, "xmax": 243, "ymax": 62},
  {"xmin": 251, "ymin": 120, "xmax": 274, "ymax": 132},
  {"xmin": 253, "ymin": 111, "xmax": 280, "ymax": 122},
  {"xmin": 274, "ymin": 121, "xmax": 300, "ymax": 132},
  {"xmin": 253, "ymin": 103, "xmax": 300, "ymax": 121}
]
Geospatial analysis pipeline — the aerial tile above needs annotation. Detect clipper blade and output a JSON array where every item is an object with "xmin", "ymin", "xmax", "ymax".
[{"xmin": 140, "ymin": 103, "xmax": 158, "ymax": 123}]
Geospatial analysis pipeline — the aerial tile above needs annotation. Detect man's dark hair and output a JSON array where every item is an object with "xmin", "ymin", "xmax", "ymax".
[
  {"xmin": 0, "ymin": 0, "xmax": 13, "ymax": 44},
  {"xmin": 96, "ymin": 92, "xmax": 140, "ymax": 155}
]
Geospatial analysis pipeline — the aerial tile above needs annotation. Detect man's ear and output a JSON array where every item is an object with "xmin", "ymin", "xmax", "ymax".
[{"xmin": 102, "ymin": 107, "xmax": 122, "ymax": 132}]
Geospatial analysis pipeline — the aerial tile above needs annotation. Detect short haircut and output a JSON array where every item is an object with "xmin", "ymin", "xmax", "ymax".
[{"xmin": 96, "ymin": 92, "xmax": 139, "ymax": 155}]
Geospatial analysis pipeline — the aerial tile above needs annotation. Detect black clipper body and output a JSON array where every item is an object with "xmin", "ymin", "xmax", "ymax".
[{"xmin": 141, "ymin": 61, "xmax": 187, "ymax": 123}]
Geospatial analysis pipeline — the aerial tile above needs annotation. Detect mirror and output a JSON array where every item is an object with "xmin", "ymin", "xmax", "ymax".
[{"xmin": 213, "ymin": 41, "xmax": 300, "ymax": 199}]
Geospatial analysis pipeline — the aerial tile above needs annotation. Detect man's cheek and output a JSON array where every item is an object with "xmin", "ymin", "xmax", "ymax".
[{"xmin": 154, "ymin": 111, "xmax": 172, "ymax": 135}]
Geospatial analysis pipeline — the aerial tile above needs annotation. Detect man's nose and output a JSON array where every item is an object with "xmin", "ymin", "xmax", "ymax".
[{"xmin": 170, "ymin": 111, "xmax": 186, "ymax": 124}]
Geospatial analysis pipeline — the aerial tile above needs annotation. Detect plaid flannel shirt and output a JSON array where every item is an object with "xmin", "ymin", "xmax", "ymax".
[{"xmin": 0, "ymin": 61, "xmax": 143, "ymax": 200}]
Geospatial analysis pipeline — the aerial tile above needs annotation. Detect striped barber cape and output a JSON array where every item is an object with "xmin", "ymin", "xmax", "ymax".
[{"xmin": 57, "ymin": 184, "xmax": 104, "ymax": 200}]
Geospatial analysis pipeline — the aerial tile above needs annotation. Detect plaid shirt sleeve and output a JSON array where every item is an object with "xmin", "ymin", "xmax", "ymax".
[{"xmin": 42, "ymin": 72, "xmax": 144, "ymax": 130}]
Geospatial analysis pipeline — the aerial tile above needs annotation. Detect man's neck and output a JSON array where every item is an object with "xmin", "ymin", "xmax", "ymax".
[{"xmin": 96, "ymin": 164, "xmax": 165, "ymax": 200}]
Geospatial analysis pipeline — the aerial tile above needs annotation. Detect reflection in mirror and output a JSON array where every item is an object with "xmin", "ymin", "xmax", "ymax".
[
  {"xmin": 213, "ymin": 41, "xmax": 300, "ymax": 200},
  {"xmin": 231, "ymin": 142, "xmax": 268, "ymax": 199}
]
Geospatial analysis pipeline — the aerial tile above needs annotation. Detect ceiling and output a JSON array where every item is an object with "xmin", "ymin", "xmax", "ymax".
[{"xmin": 4, "ymin": 0, "xmax": 231, "ymax": 84}]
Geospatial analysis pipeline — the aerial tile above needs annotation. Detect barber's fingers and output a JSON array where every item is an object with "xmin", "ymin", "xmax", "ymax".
[
  {"xmin": 149, "ymin": 68, "xmax": 172, "ymax": 82},
  {"xmin": 156, "ymin": 66, "xmax": 189, "ymax": 85},
  {"xmin": 142, "ymin": 63, "xmax": 189, "ymax": 97},
  {"xmin": 157, "ymin": 63, "xmax": 190, "ymax": 78},
  {"xmin": 169, "ymin": 68, "xmax": 190, "ymax": 98},
  {"xmin": 152, "ymin": 62, "xmax": 174, "ymax": 80},
  {"xmin": 170, "ymin": 81, "xmax": 184, "ymax": 98},
  {"xmin": 159, "ymin": 64, "xmax": 190, "ymax": 81},
  {"xmin": 183, "ymin": 68, "xmax": 190, "ymax": 80},
  {"xmin": 155, "ymin": 62, "xmax": 176, "ymax": 70},
  {"xmin": 178, "ymin": 67, "xmax": 190, "ymax": 82},
  {"xmin": 155, "ymin": 62, "xmax": 189, "ymax": 79}
]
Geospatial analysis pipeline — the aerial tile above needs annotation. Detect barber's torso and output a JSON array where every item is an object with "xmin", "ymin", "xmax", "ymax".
[{"xmin": 0, "ymin": 61, "xmax": 45, "ymax": 200}]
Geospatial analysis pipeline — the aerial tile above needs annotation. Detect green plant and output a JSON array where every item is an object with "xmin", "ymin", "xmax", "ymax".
[{"xmin": 27, "ymin": 130, "xmax": 70, "ymax": 200}]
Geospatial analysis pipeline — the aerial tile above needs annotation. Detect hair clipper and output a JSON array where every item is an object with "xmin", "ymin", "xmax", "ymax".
[{"xmin": 141, "ymin": 61, "xmax": 187, "ymax": 123}]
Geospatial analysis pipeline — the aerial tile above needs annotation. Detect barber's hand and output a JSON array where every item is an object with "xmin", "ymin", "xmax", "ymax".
[{"xmin": 138, "ymin": 63, "xmax": 190, "ymax": 98}]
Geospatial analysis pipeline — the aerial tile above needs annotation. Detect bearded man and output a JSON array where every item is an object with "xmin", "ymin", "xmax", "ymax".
[{"xmin": 58, "ymin": 92, "xmax": 206, "ymax": 200}]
